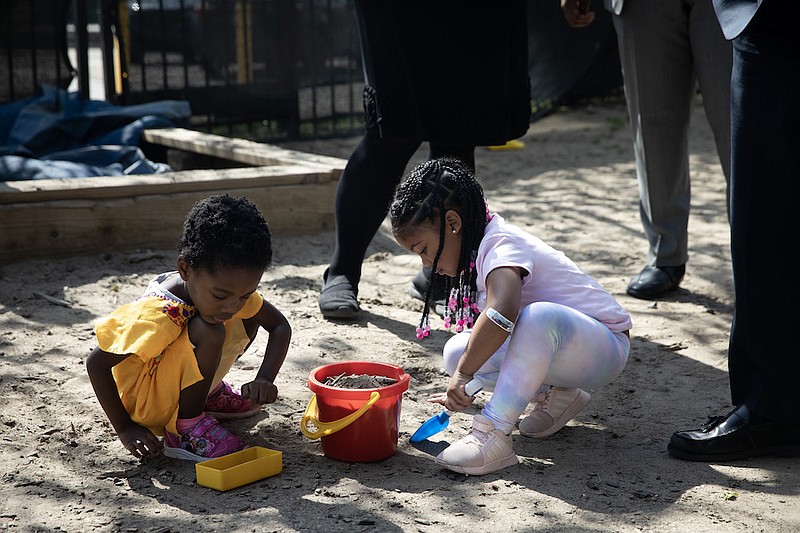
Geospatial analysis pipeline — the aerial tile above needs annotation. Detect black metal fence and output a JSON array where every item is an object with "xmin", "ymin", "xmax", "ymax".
[
  {"xmin": 2, "ymin": 0, "xmax": 622, "ymax": 143},
  {"xmin": 1, "ymin": 0, "xmax": 78, "ymax": 102},
  {"xmin": 108, "ymin": 0, "xmax": 365, "ymax": 140}
]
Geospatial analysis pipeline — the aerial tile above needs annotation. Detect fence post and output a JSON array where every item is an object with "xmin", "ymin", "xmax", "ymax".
[{"xmin": 73, "ymin": 0, "xmax": 90, "ymax": 99}]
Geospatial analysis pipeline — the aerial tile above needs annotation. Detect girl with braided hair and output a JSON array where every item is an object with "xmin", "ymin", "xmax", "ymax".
[
  {"xmin": 87, "ymin": 195, "xmax": 291, "ymax": 462},
  {"xmin": 391, "ymin": 158, "xmax": 632, "ymax": 475}
]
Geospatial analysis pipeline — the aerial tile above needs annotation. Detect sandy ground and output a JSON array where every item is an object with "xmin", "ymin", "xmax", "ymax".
[{"xmin": 2, "ymin": 99, "xmax": 800, "ymax": 533}]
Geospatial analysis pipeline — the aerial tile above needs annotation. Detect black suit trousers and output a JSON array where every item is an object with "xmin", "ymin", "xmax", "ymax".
[{"xmin": 727, "ymin": 0, "xmax": 800, "ymax": 422}]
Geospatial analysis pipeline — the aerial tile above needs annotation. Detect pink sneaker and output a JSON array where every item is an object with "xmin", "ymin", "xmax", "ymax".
[
  {"xmin": 519, "ymin": 386, "xmax": 590, "ymax": 437},
  {"xmin": 435, "ymin": 414, "xmax": 518, "ymax": 476},
  {"xmin": 204, "ymin": 381, "xmax": 261, "ymax": 419},
  {"xmin": 163, "ymin": 414, "xmax": 246, "ymax": 462}
]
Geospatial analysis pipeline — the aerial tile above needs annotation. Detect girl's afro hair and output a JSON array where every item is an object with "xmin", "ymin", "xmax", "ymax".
[{"xmin": 177, "ymin": 194, "xmax": 272, "ymax": 272}]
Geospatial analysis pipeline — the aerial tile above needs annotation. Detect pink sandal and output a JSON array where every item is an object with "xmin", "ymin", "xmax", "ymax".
[
  {"xmin": 204, "ymin": 381, "xmax": 261, "ymax": 419},
  {"xmin": 163, "ymin": 414, "xmax": 246, "ymax": 462}
]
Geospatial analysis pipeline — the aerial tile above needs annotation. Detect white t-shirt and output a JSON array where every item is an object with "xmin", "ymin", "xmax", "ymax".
[{"xmin": 474, "ymin": 214, "xmax": 632, "ymax": 333}]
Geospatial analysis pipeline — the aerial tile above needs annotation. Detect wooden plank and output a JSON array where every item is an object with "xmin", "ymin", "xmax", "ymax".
[
  {"xmin": 142, "ymin": 128, "xmax": 346, "ymax": 178},
  {"xmin": 0, "ymin": 128, "xmax": 345, "ymax": 262},
  {"xmin": 0, "ymin": 164, "xmax": 333, "ymax": 204},
  {"xmin": 0, "ymin": 181, "xmax": 338, "ymax": 263}
]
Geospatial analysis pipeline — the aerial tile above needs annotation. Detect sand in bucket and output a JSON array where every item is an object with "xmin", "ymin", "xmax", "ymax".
[{"xmin": 300, "ymin": 361, "xmax": 410, "ymax": 462}]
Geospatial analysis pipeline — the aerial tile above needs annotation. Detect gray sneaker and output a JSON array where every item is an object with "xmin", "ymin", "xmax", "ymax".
[{"xmin": 318, "ymin": 269, "xmax": 360, "ymax": 319}]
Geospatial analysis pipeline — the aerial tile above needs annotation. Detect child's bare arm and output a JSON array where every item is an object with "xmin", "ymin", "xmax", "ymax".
[
  {"xmin": 240, "ymin": 300, "xmax": 292, "ymax": 405},
  {"xmin": 446, "ymin": 266, "xmax": 524, "ymax": 410},
  {"xmin": 86, "ymin": 347, "xmax": 163, "ymax": 458}
]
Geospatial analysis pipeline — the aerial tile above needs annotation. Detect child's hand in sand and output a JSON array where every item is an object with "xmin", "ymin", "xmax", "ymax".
[
  {"xmin": 426, "ymin": 391, "xmax": 448, "ymax": 405},
  {"xmin": 119, "ymin": 424, "xmax": 163, "ymax": 460}
]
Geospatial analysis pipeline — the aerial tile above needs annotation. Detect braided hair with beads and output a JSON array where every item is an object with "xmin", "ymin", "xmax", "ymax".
[{"xmin": 389, "ymin": 157, "xmax": 490, "ymax": 339}]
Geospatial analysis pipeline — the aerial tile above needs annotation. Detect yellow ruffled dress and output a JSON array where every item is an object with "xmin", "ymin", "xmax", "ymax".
[{"xmin": 94, "ymin": 273, "xmax": 264, "ymax": 436}]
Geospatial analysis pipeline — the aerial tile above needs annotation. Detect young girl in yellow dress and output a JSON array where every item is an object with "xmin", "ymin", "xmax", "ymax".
[{"xmin": 86, "ymin": 195, "xmax": 292, "ymax": 462}]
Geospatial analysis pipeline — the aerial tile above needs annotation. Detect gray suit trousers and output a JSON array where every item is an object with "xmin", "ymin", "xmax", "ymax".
[{"xmin": 611, "ymin": 0, "xmax": 732, "ymax": 266}]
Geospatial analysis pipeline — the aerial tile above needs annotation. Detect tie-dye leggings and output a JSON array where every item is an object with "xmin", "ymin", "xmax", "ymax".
[{"xmin": 442, "ymin": 301, "xmax": 630, "ymax": 434}]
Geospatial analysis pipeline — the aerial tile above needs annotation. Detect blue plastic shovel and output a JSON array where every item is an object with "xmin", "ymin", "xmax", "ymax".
[{"xmin": 409, "ymin": 378, "xmax": 484, "ymax": 443}]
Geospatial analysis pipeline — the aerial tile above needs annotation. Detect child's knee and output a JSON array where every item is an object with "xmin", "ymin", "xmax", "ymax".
[
  {"xmin": 517, "ymin": 302, "xmax": 571, "ymax": 340},
  {"xmin": 188, "ymin": 319, "xmax": 226, "ymax": 362},
  {"xmin": 519, "ymin": 301, "xmax": 562, "ymax": 324},
  {"xmin": 443, "ymin": 332, "xmax": 470, "ymax": 376}
]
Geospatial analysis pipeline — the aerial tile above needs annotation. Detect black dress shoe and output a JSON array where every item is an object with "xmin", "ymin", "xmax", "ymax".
[
  {"xmin": 318, "ymin": 268, "xmax": 361, "ymax": 319},
  {"xmin": 668, "ymin": 405, "xmax": 800, "ymax": 462},
  {"xmin": 626, "ymin": 264, "xmax": 685, "ymax": 300}
]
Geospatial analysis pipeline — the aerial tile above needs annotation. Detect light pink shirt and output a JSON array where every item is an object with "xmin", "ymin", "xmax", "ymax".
[{"xmin": 475, "ymin": 214, "xmax": 632, "ymax": 333}]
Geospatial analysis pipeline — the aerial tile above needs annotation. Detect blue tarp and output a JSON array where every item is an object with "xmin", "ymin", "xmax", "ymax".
[{"xmin": 0, "ymin": 86, "xmax": 191, "ymax": 180}]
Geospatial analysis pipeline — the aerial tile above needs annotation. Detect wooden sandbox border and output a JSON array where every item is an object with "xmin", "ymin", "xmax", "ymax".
[{"xmin": 0, "ymin": 128, "xmax": 346, "ymax": 264}]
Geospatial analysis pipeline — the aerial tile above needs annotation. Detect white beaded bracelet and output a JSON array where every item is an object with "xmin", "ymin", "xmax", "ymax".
[{"xmin": 485, "ymin": 307, "xmax": 515, "ymax": 333}]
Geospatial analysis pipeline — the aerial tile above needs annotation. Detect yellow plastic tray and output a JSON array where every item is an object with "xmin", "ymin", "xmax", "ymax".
[{"xmin": 195, "ymin": 446, "xmax": 282, "ymax": 491}]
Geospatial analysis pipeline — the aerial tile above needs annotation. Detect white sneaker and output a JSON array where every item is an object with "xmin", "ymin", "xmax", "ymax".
[
  {"xmin": 519, "ymin": 387, "xmax": 590, "ymax": 438},
  {"xmin": 435, "ymin": 414, "xmax": 518, "ymax": 475}
]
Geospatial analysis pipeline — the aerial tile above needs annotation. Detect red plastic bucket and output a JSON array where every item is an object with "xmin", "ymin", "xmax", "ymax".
[{"xmin": 300, "ymin": 361, "xmax": 410, "ymax": 462}]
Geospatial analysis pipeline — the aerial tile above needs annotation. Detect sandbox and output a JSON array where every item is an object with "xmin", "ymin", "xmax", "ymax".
[{"xmin": 0, "ymin": 128, "xmax": 345, "ymax": 263}]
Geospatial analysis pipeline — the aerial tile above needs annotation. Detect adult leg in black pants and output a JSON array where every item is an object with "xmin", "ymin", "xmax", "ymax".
[
  {"xmin": 668, "ymin": 0, "xmax": 800, "ymax": 461},
  {"xmin": 319, "ymin": 134, "xmax": 474, "ymax": 318}
]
